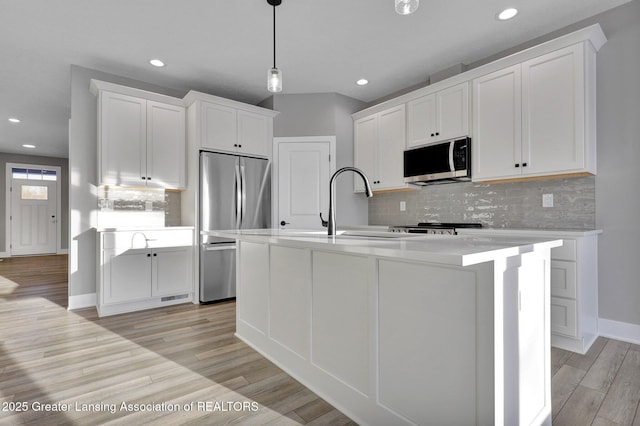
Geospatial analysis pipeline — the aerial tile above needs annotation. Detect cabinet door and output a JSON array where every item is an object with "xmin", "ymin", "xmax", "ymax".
[
  {"xmin": 99, "ymin": 92, "xmax": 146, "ymax": 186},
  {"xmin": 147, "ymin": 101, "xmax": 186, "ymax": 189},
  {"xmin": 103, "ymin": 248, "xmax": 151, "ymax": 304},
  {"xmin": 472, "ymin": 65, "xmax": 522, "ymax": 181},
  {"xmin": 237, "ymin": 110, "xmax": 270, "ymax": 157},
  {"xmin": 353, "ymin": 114, "xmax": 378, "ymax": 192},
  {"xmin": 436, "ymin": 82, "xmax": 469, "ymax": 142},
  {"xmin": 522, "ymin": 44, "xmax": 585, "ymax": 175},
  {"xmin": 377, "ymin": 105, "xmax": 406, "ymax": 190},
  {"xmin": 201, "ymin": 102, "xmax": 237, "ymax": 152},
  {"xmin": 151, "ymin": 246, "xmax": 193, "ymax": 297},
  {"xmin": 406, "ymin": 94, "xmax": 436, "ymax": 148}
]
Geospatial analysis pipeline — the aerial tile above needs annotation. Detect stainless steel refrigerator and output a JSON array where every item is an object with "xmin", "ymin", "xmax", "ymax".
[{"xmin": 199, "ymin": 151, "xmax": 271, "ymax": 302}]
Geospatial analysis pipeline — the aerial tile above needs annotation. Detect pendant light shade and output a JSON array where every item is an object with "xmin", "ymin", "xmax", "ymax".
[
  {"xmin": 267, "ymin": 0, "xmax": 283, "ymax": 93},
  {"xmin": 268, "ymin": 67, "xmax": 282, "ymax": 93},
  {"xmin": 395, "ymin": 0, "xmax": 419, "ymax": 15}
]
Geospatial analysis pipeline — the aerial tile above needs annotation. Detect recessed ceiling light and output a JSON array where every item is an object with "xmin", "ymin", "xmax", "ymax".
[
  {"xmin": 356, "ymin": 79, "xmax": 369, "ymax": 86},
  {"xmin": 22, "ymin": 144, "xmax": 36, "ymax": 149},
  {"xmin": 149, "ymin": 59, "xmax": 165, "ymax": 67},
  {"xmin": 8, "ymin": 118, "xmax": 21, "ymax": 123},
  {"xmin": 497, "ymin": 8, "xmax": 518, "ymax": 20}
]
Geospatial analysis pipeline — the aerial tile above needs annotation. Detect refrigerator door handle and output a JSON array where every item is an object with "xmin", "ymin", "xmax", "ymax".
[
  {"xmin": 204, "ymin": 244, "xmax": 237, "ymax": 251},
  {"xmin": 234, "ymin": 163, "xmax": 242, "ymax": 229},
  {"xmin": 240, "ymin": 165, "xmax": 247, "ymax": 227}
]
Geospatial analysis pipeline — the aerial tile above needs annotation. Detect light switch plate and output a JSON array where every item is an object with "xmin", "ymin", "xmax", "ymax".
[
  {"xmin": 400, "ymin": 201, "xmax": 406, "ymax": 211},
  {"xmin": 542, "ymin": 194, "xmax": 554, "ymax": 208}
]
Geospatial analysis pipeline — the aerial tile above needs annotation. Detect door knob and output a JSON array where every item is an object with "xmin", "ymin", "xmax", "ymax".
[{"xmin": 280, "ymin": 220, "xmax": 290, "ymax": 226}]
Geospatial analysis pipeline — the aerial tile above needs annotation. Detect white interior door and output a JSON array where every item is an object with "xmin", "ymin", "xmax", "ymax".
[
  {"xmin": 277, "ymin": 141, "xmax": 333, "ymax": 230},
  {"xmin": 10, "ymin": 179, "xmax": 57, "ymax": 255}
]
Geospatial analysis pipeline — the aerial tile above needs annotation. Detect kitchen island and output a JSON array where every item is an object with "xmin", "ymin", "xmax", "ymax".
[{"xmin": 205, "ymin": 229, "xmax": 562, "ymax": 426}]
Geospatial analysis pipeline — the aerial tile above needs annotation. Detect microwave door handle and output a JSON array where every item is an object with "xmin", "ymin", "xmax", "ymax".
[{"xmin": 448, "ymin": 141, "xmax": 455, "ymax": 172}]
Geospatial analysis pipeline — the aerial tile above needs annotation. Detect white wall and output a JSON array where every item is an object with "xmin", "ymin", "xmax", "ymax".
[
  {"xmin": 591, "ymin": 2, "xmax": 640, "ymax": 327},
  {"xmin": 268, "ymin": 93, "xmax": 368, "ymax": 226}
]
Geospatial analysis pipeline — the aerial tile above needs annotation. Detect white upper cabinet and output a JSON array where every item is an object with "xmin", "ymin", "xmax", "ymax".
[
  {"xmin": 188, "ymin": 93, "xmax": 277, "ymax": 158},
  {"xmin": 473, "ymin": 44, "xmax": 596, "ymax": 181},
  {"xmin": 472, "ymin": 65, "xmax": 523, "ymax": 180},
  {"xmin": 92, "ymin": 80, "xmax": 186, "ymax": 189},
  {"xmin": 237, "ymin": 110, "xmax": 271, "ymax": 156},
  {"xmin": 522, "ymin": 44, "xmax": 587, "ymax": 176},
  {"xmin": 407, "ymin": 82, "xmax": 469, "ymax": 148},
  {"xmin": 354, "ymin": 105, "xmax": 407, "ymax": 192},
  {"xmin": 353, "ymin": 24, "xmax": 605, "ymax": 185},
  {"xmin": 98, "ymin": 91, "xmax": 148, "ymax": 186},
  {"xmin": 201, "ymin": 102, "xmax": 237, "ymax": 151},
  {"xmin": 146, "ymin": 101, "xmax": 186, "ymax": 189}
]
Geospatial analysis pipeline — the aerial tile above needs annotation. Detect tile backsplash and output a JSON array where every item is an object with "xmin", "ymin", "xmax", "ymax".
[
  {"xmin": 97, "ymin": 187, "xmax": 181, "ymax": 228},
  {"xmin": 368, "ymin": 176, "xmax": 595, "ymax": 229}
]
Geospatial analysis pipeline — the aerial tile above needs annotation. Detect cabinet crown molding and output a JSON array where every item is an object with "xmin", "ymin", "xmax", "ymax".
[
  {"xmin": 89, "ymin": 79, "xmax": 184, "ymax": 106},
  {"xmin": 183, "ymin": 90, "xmax": 279, "ymax": 117},
  {"xmin": 352, "ymin": 23, "xmax": 607, "ymax": 120}
]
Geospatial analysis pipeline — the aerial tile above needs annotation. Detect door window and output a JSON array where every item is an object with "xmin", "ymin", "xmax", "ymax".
[{"xmin": 21, "ymin": 185, "xmax": 49, "ymax": 200}]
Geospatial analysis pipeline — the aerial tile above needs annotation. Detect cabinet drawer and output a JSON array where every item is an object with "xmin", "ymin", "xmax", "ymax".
[
  {"xmin": 551, "ymin": 297, "xmax": 577, "ymax": 337},
  {"xmin": 551, "ymin": 239, "xmax": 577, "ymax": 261},
  {"xmin": 102, "ymin": 229, "xmax": 194, "ymax": 249},
  {"xmin": 550, "ymin": 260, "xmax": 577, "ymax": 298}
]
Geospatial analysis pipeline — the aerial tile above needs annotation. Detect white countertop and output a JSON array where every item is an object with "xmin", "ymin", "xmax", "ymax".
[
  {"xmin": 205, "ymin": 228, "xmax": 562, "ymax": 267},
  {"xmin": 96, "ymin": 226, "xmax": 195, "ymax": 233},
  {"xmin": 456, "ymin": 227, "xmax": 601, "ymax": 237}
]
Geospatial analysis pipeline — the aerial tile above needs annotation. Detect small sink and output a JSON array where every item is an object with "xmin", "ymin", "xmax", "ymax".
[{"xmin": 335, "ymin": 230, "xmax": 426, "ymax": 239}]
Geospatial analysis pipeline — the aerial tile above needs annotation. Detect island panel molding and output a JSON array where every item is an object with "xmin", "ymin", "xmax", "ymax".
[{"xmin": 221, "ymin": 228, "xmax": 562, "ymax": 425}]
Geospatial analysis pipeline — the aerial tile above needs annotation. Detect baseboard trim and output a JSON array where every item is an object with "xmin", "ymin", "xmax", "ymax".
[
  {"xmin": 68, "ymin": 293, "xmax": 97, "ymax": 310},
  {"xmin": 0, "ymin": 251, "xmax": 8, "ymax": 259},
  {"xmin": 58, "ymin": 249, "xmax": 69, "ymax": 255},
  {"xmin": 598, "ymin": 318, "xmax": 640, "ymax": 345}
]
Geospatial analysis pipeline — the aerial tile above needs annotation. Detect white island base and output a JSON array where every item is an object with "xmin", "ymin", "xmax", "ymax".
[{"xmin": 217, "ymin": 230, "xmax": 561, "ymax": 426}]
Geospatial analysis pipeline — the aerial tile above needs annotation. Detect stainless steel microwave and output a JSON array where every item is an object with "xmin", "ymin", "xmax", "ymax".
[{"xmin": 403, "ymin": 137, "xmax": 471, "ymax": 185}]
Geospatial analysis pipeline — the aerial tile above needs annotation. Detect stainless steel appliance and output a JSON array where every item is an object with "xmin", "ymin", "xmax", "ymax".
[
  {"xmin": 388, "ymin": 222, "xmax": 482, "ymax": 235},
  {"xmin": 403, "ymin": 137, "xmax": 471, "ymax": 185},
  {"xmin": 199, "ymin": 151, "xmax": 270, "ymax": 302}
]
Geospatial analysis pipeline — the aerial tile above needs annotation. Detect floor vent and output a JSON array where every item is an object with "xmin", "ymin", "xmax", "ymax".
[{"xmin": 161, "ymin": 294, "xmax": 189, "ymax": 302}]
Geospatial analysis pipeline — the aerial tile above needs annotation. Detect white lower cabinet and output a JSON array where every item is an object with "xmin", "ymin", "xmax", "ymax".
[
  {"xmin": 459, "ymin": 229, "xmax": 599, "ymax": 354},
  {"xmin": 98, "ymin": 228, "xmax": 194, "ymax": 317},
  {"xmin": 102, "ymin": 248, "xmax": 152, "ymax": 304}
]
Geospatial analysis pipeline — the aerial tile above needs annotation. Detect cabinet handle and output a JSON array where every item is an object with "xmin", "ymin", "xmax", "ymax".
[
  {"xmin": 430, "ymin": 133, "xmax": 435, "ymax": 137},
  {"xmin": 515, "ymin": 164, "xmax": 520, "ymax": 168},
  {"xmin": 522, "ymin": 163, "xmax": 527, "ymax": 167},
  {"xmin": 238, "ymin": 144, "xmax": 242, "ymax": 148},
  {"xmin": 147, "ymin": 253, "xmax": 151, "ymax": 257},
  {"xmin": 153, "ymin": 253, "xmax": 157, "ymax": 257},
  {"xmin": 141, "ymin": 177, "xmax": 146, "ymax": 180},
  {"xmin": 435, "ymin": 132, "xmax": 439, "ymax": 136},
  {"xmin": 147, "ymin": 177, "xmax": 151, "ymax": 180}
]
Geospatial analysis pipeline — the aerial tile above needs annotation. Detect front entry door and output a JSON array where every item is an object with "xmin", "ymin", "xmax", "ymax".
[
  {"xmin": 10, "ymin": 179, "xmax": 57, "ymax": 255},
  {"xmin": 277, "ymin": 141, "xmax": 332, "ymax": 230}
]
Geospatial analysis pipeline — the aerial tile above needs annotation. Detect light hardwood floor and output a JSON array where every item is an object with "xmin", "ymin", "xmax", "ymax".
[
  {"xmin": 0, "ymin": 255, "xmax": 355, "ymax": 425},
  {"xmin": 1, "ymin": 255, "xmax": 639, "ymax": 425}
]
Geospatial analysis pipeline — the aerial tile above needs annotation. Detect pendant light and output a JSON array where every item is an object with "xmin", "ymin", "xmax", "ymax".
[
  {"xmin": 395, "ymin": 0, "xmax": 419, "ymax": 15},
  {"xmin": 267, "ymin": 0, "xmax": 282, "ymax": 92}
]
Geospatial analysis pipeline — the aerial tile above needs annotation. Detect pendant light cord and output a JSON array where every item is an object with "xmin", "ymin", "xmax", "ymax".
[{"xmin": 273, "ymin": 5, "xmax": 277, "ymax": 68}]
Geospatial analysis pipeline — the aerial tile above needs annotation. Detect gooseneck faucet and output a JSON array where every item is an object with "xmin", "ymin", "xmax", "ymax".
[{"xmin": 320, "ymin": 167, "xmax": 374, "ymax": 236}]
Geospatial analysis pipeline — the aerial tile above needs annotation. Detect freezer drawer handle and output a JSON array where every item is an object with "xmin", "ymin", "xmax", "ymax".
[{"xmin": 204, "ymin": 245, "xmax": 237, "ymax": 251}]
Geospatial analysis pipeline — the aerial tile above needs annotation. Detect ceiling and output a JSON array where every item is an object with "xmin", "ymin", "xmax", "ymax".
[{"xmin": 0, "ymin": 0, "xmax": 632, "ymax": 159}]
